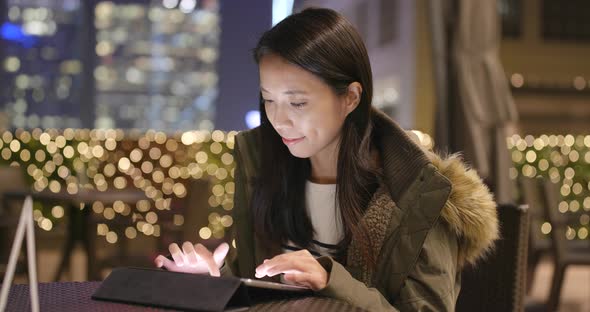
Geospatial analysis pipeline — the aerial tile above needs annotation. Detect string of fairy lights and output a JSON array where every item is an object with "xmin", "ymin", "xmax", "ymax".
[
  {"xmin": 508, "ymin": 134, "xmax": 590, "ymax": 240},
  {"xmin": 0, "ymin": 128, "xmax": 237, "ymax": 245},
  {"xmin": 1, "ymin": 129, "xmax": 588, "ymax": 245}
]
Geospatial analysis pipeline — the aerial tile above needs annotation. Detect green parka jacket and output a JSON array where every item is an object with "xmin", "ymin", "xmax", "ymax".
[{"xmin": 221, "ymin": 109, "xmax": 499, "ymax": 311}]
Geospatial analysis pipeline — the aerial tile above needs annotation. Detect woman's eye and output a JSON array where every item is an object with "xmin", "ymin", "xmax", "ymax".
[
  {"xmin": 291, "ymin": 102, "xmax": 307, "ymax": 108},
  {"xmin": 263, "ymin": 99, "xmax": 273, "ymax": 105}
]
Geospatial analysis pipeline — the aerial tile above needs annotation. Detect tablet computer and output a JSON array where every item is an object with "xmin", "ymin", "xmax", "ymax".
[{"xmin": 239, "ymin": 278, "xmax": 309, "ymax": 292}]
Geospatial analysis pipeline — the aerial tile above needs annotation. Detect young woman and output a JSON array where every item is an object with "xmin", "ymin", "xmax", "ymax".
[{"xmin": 155, "ymin": 8, "xmax": 498, "ymax": 311}]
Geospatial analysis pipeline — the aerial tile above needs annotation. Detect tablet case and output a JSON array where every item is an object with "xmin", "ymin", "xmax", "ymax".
[{"xmin": 91, "ymin": 267, "xmax": 312, "ymax": 311}]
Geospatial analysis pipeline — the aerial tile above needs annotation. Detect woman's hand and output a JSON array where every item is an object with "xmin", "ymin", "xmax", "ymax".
[
  {"xmin": 154, "ymin": 242, "xmax": 229, "ymax": 277},
  {"xmin": 255, "ymin": 250, "xmax": 328, "ymax": 291}
]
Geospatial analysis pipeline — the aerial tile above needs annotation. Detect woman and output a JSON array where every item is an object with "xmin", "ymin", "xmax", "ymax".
[{"xmin": 155, "ymin": 7, "xmax": 498, "ymax": 311}]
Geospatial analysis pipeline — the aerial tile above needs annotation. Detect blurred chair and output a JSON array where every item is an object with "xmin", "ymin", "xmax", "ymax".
[
  {"xmin": 519, "ymin": 176, "xmax": 552, "ymax": 293},
  {"xmin": 456, "ymin": 203, "xmax": 530, "ymax": 312},
  {"xmin": 541, "ymin": 179, "xmax": 590, "ymax": 312},
  {"xmin": 0, "ymin": 166, "xmax": 28, "ymax": 278}
]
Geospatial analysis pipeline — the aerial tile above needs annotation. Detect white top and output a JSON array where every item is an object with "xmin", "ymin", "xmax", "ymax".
[{"xmin": 282, "ymin": 180, "xmax": 344, "ymax": 257}]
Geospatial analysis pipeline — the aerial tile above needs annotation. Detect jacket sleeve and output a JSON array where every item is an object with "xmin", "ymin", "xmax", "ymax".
[{"xmin": 317, "ymin": 222, "xmax": 460, "ymax": 312}]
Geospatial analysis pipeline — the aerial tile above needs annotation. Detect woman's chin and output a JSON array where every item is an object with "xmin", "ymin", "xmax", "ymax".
[{"xmin": 286, "ymin": 147, "xmax": 312, "ymax": 159}]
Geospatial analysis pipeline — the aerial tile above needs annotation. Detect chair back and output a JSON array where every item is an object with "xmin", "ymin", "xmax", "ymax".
[{"xmin": 456, "ymin": 203, "xmax": 529, "ymax": 312}]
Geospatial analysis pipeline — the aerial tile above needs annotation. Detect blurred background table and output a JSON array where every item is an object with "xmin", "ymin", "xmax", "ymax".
[
  {"xmin": 3, "ymin": 281, "xmax": 365, "ymax": 311},
  {"xmin": 3, "ymin": 189, "xmax": 149, "ymax": 281}
]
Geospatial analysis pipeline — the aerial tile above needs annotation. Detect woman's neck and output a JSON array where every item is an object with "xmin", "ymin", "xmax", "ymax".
[{"xmin": 309, "ymin": 144, "xmax": 381, "ymax": 185}]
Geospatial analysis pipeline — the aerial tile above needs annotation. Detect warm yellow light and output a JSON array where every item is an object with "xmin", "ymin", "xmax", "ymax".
[
  {"xmin": 208, "ymin": 212, "xmax": 220, "ymax": 224},
  {"xmin": 558, "ymin": 201, "xmax": 569, "ymax": 214},
  {"xmin": 52, "ymin": 205, "xmax": 65, "ymax": 218},
  {"xmin": 181, "ymin": 132, "xmax": 195, "ymax": 145},
  {"xmin": 77, "ymin": 142, "xmax": 88, "ymax": 154},
  {"xmin": 570, "ymin": 200, "xmax": 580, "ymax": 212},
  {"xmin": 55, "ymin": 136, "xmax": 66, "ymax": 148},
  {"xmin": 199, "ymin": 227, "xmax": 212, "ymax": 239},
  {"xmin": 92, "ymin": 145, "xmax": 105, "ymax": 158},
  {"xmin": 20, "ymin": 149, "xmax": 30, "ymax": 162},
  {"xmin": 142, "ymin": 223, "xmax": 154, "ymax": 235},
  {"xmin": 165, "ymin": 139, "xmax": 178, "ymax": 152},
  {"xmin": 573, "ymin": 183, "xmax": 583, "ymax": 195},
  {"xmin": 1, "ymin": 148, "xmax": 11, "ymax": 160},
  {"xmin": 564, "ymin": 167, "xmax": 575, "ymax": 180},
  {"xmin": 210, "ymin": 142, "xmax": 222, "ymax": 154},
  {"xmin": 136, "ymin": 200, "xmax": 150, "ymax": 212},
  {"xmin": 195, "ymin": 151, "xmax": 208, "ymax": 164},
  {"xmin": 220, "ymin": 215, "xmax": 233, "ymax": 227},
  {"xmin": 221, "ymin": 153, "xmax": 234, "ymax": 165},
  {"xmin": 97, "ymin": 223, "xmax": 109, "ymax": 236},
  {"xmin": 168, "ymin": 166, "xmax": 181, "ymax": 179},
  {"xmin": 114, "ymin": 176, "xmax": 127, "ymax": 189},
  {"xmin": 159, "ymin": 154, "xmax": 173, "ymax": 168},
  {"xmin": 525, "ymin": 151, "xmax": 536, "ymax": 163},
  {"xmin": 564, "ymin": 135, "xmax": 575, "ymax": 147},
  {"xmin": 113, "ymin": 201, "xmax": 125, "ymax": 213},
  {"xmin": 152, "ymin": 170, "xmax": 165, "ymax": 183},
  {"xmin": 225, "ymin": 182, "xmax": 235, "ymax": 194},
  {"xmin": 215, "ymin": 168, "xmax": 228, "ymax": 180},
  {"xmin": 149, "ymin": 147, "xmax": 161, "ymax": 160},
  {"xmin": 569, "ymin": 150, "xmax": 580, "ymax": 162},
  {"xmin": 57, "ymin": 166, "xmax": 70, "ymax": 179},
  {"xmin": 125, "ymin": 227, "xmax": 137, "ymax": 239},
  {"xmin": 39, "ymin": 133, "xmax": 51, "ymax": 145},
  {"xmin": 40, "ymin": 218, "xmax": 53, "ymax": 231},
  {"xmin": 63, "ymin": 146, "xmax": 75, "ymax": 159},
  {"xmin": 49, "ymin": 180, "xmax": 61, "ymax": 193},
  {"xmin": 536, "ymin": 159, "xmax": 548, "ymax": 172},
  {"xmin": 9, "ymin": 140, "xmax": 20, "ymax": 152},
  {"xmin": 106, "ymin": 231, "xmax": 118, "ymax": 244},
  {"xmin": 578, "ymin": 228, "xmax": 589, "ymax": 240},
  {"xmin": 105, "ymin": 138, "xmax": 117, "ymax": 151},
  {"xmin": 541, "ymin": 222, "xmax": 552, "ymax": 234},
  {"xmin": 93, "ymin": 201, "xmax": 105, "ymax": 214},
  {"xmin": 173, "ymin": 183, "xmax": 186, "ymax": 197},
  {"xmin": 154, "ymin": 132, "xmax": 167, "ymax": 144},
  {"xmin": 104, "ymin": 207, "xmax": 115, "ymax": 220},
  {"xmin": 566, "ymin": 227, "xmax": 576, "ymax": 240},
  {"xmin": 118, "ymin": 157, "xmax": 131, "ymax": 171},
  {"xmin": 146, "ymin": 211, "xmax": 158, "ymax": 224}
]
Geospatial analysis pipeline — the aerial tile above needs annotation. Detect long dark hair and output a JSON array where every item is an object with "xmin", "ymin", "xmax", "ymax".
[{"xmin": 251, "ymin": 8, "xmax": 379, "ymax": 265}]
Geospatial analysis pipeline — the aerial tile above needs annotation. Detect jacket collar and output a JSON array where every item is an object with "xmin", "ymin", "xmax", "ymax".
[{"xmin": 370, "ymin": 108, "xmax": 431, "ymax": 203}]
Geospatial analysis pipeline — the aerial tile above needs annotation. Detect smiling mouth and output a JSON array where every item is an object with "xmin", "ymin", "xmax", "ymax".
[{"xmin": 281, "ymin": 136, "xmax": 305, "ymax": 145}]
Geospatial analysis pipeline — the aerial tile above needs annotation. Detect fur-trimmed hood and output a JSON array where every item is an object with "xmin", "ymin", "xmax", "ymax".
[{"xmin": 428, "ymin": 152, "xmax": 499, "ymax": 266}]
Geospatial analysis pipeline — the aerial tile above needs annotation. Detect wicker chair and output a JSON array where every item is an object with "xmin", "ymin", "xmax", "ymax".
[{"xmin": 456, "ymin": 203, "xmax": 530, "ymax": 312}]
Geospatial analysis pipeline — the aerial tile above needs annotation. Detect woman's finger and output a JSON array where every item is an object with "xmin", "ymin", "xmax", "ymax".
[
  {"xmin": 259, "ymin": 259, "xmax": 309, "ymax": 277},
  {"xmin": 182, "ymin": 241, "xmax": 199, "ymax": 267},
  {"xmin": 168, "ymin": 243, "xmax": 186, "ymax": 267},
  {"xmin": 155, "ymin": 255, "xmax": 177, "ymax": 271},
  {"xmin": 194, "ymin": 243, "xmax": 220, "ymax": 277},
  {"xmin": 213, "ymin": 243, "xmax": 229, "ymax": 266}
]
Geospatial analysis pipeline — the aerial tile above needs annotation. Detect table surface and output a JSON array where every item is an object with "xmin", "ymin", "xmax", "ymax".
[{"xmin": 4, "ymin": 281, "xmax": 365, "ymax": 311}]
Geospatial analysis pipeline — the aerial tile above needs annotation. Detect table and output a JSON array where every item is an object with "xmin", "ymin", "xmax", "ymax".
[
  {"xmin": 3, "ymin": 281, "xmax": 365, "ymax": 311},
  {"xmin": 2, "ymin": 189, "xmax": 149, "ymax": 281}
]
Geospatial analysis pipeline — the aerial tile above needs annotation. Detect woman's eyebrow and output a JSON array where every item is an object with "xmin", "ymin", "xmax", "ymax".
[{"xmin": 260, "ymin": 87, "xmax": 307, "ymax": 95}]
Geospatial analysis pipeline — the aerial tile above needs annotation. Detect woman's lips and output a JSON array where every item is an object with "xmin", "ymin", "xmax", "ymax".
[{"xmin": 281, "ymin": 136, "xmax": 305, "ymax": 146}]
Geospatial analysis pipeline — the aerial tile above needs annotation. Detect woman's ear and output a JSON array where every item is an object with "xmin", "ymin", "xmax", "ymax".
[{"xmin": 344, "ymin": 82, "xmax": 363, "ymax": 115}]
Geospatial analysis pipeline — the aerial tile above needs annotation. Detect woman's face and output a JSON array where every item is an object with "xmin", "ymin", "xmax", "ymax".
[{"xmin": 259, "ymin": 54, "xmax": 358, "ymax": 159}]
